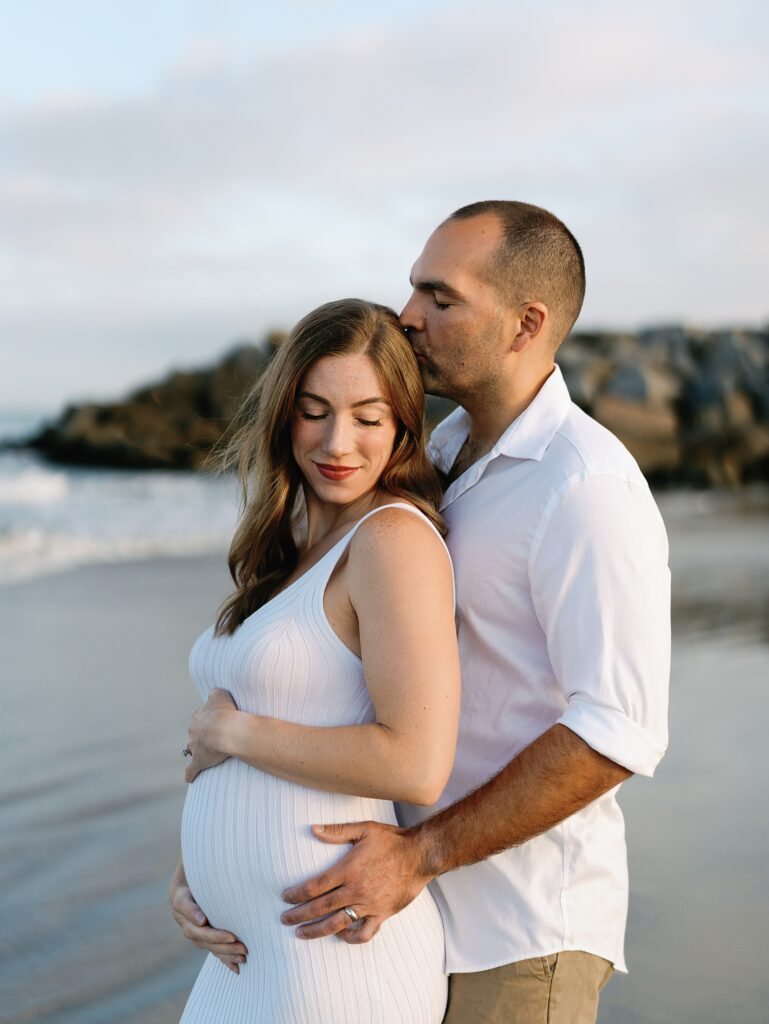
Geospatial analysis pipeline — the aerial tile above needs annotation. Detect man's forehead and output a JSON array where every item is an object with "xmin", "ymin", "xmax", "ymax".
[
  {"xmin": 410, "ymin": 215, "xmax": 502, "ymax": 285},
  {"xmin": 434, "ymin": 212, "xmax": 502, "ymax": 243}
]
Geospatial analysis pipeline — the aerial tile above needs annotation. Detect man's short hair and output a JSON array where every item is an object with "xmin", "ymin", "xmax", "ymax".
[{"xmin": 449, "ymin": 200, "xmax": 586, "ymax": 348}]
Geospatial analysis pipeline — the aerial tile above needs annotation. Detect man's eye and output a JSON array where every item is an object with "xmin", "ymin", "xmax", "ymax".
[{"xmin": 433, "ymin": 297, "xmax": 450, "ymax": 310}]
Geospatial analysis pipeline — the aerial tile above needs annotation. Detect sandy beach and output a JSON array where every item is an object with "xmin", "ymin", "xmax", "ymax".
[
  {"xmin": 1, "ymin": 493, "xmax": 768, "ymax": 1023},
  {"xmin": 0, "ymin": 555, "xmax": 231, "ymax": 1024}
]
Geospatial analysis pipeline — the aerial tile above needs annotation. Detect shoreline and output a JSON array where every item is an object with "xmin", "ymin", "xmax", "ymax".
[{"xmin": 3, "ymin": 482, "xmax": 767, "ymax": 641}]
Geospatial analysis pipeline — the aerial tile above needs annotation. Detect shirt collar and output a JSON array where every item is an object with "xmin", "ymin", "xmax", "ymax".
[
  {"xmin": 429, "ymin": 365, "xmax": 572, "ymax": 507},
  {"xmin": 428, "ymin": 406, "xmax": 470, "ymax": 474}
]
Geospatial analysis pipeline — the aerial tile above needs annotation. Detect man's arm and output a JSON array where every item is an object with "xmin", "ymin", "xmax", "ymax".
[
  {"xmin": 418, "ymin": 723, "xmax": 630, "ymax": 872},
  {"xmin": 282, "ymin": 474, "xmax": 669, "ymax": 942},
  {"xmin": 280, "ymin": 724, "xmax": 629, "ymax": 941}
]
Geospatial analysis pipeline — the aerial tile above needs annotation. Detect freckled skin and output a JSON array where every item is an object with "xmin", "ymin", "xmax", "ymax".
[{"xmin": 290, "ymin": 353, "xmax": 398, "ymax": 542}]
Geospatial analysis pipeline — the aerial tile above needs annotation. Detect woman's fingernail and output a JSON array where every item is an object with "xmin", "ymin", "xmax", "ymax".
[{"xmin": 195, "ymin": 913, "xmax": 205, "ymax": 925}]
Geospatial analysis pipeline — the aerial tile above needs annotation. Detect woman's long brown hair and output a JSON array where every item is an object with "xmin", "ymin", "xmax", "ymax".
[{"xmin": 211, "ymin": 298, "xmax": 445, "ymax": 635}]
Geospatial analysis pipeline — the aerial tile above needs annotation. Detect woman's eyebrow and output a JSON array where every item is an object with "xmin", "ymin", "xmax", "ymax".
[{"xmin": 297, "ymin": 391, "xmax": 390, "ymax": 408}]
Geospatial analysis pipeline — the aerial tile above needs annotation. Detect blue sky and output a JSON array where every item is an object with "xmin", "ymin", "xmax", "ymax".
[{"xmin": 2, "ymin": 0, "xmax": 768, "ymax": 412}]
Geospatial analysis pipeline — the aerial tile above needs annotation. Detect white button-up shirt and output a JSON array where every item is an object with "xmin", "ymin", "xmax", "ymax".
[{"xmin": 399, "ymin": 365, "xmax": 670, "ymax": 974}]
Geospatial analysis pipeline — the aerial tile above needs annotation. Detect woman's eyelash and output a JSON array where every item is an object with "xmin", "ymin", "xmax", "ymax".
[{"xmin": 299, "ymin": 411, "xmax": 382, "ymax": 428}]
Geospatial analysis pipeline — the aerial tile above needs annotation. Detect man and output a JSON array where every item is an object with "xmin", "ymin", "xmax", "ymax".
[{"xmin": 171, "ymin": 201, "xmax": 670, "ymax": 1022}]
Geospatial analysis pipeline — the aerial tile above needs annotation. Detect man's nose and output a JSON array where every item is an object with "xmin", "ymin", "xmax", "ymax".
[{"xmin": 399, "ymin": 292, "xmax": 423, "ymax": 333}]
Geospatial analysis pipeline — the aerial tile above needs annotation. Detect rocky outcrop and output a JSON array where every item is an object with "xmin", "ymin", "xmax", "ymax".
[
  {"xmin": 24, "ymin": 341, "xmax": 277, "ymax": 470},
  {"xmin": 15, "ymin": 326, "xmax": 769, "ymax": 485},
  {"xmin": 556, "ymin": 327, "xmax": 769, "ymax": 486}
]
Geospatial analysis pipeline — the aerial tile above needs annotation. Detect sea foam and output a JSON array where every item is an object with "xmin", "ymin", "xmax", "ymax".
[{"xmin": 0, "ymin": 449, "xmax": 238, "ymax": 585}]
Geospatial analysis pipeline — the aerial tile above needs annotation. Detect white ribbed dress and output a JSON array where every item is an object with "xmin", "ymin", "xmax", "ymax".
[{"xmin": 180, "ymin": 504, "xmax": 449, "ymax": 1024}]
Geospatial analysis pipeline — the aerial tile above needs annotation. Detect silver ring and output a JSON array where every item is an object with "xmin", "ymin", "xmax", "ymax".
[
  {"xmin": 342, "ymin": 906, "xmax": 359, "ymax": 923},
  {"xmin": 182, "ymin": 746, "xmax": 192, "ymax": 757}
]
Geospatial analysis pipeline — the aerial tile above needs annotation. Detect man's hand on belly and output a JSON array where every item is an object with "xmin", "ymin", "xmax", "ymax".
[
  {"xmin": 279, "ymin": 726, "xmax": 632, "ymax": 945},
  {"xmin": 279, "ymin": 820, "xmax": 432, "ymax": 944}
]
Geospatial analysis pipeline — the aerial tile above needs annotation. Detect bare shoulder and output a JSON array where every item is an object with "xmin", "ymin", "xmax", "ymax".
[{"xmin": 348, "ymin": 504, "xmax": 451, "ymax": 577}]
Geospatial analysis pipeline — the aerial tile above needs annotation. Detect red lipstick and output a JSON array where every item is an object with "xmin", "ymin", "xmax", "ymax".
[{"xmin": 314, "ymin": 463, "xmax": 360, "ymax": 481}]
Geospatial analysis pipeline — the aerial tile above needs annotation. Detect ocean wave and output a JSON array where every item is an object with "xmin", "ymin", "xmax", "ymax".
[
  {"xmin": 0, "ymin": 449, "xmax": 238, "ymax": 586},
  {"xmin": 0, "ymin": 526, "xmax": 230, "ymax": 585},
  {"xmin": 0, "ymin": 465, "xmax": 69, "ymax": 505}
]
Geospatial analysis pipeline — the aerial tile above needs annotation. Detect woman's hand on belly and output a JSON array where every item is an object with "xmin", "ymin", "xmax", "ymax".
[{"xmin": 184, "ymin": 687, "xmax": 239, "ymax": 783}]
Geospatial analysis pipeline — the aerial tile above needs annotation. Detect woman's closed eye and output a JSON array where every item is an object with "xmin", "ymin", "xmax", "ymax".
[{"xmin": 298, "ymin": 410, "xmax": 382, "ymax": 428}]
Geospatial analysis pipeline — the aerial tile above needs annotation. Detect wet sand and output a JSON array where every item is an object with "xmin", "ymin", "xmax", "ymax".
[
  {"xmin": 0, "ymin": 555, "xmax": 231, "ymax": 1023},
  {"xmin": 1, "ymin": 494, "xmax": 768, "ymax": 1023}
]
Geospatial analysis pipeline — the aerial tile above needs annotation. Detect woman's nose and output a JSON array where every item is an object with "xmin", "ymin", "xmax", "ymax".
[{"xmin": 323, "ymin": 416, "xmax": 353, "ymax": 458}]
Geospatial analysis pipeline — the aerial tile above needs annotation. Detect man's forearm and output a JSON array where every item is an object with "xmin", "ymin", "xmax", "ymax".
[{"xmin": 413, "ymin": 724, "xmax": 631, "ymax": 877}]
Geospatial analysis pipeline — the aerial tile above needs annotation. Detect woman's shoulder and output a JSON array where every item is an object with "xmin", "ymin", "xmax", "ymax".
[
  {"xmin": 358, "ymin": 499, "xmax": 439, "ymax": 535},
  {"xmin": 349, "ymin": 501, "xmax": 451, "ymax": 571}
]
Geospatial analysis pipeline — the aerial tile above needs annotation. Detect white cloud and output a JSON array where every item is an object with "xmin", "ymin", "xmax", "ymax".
[{"xmin": 1, "ymin": 0, "xmax": 768, "ymax": 407}]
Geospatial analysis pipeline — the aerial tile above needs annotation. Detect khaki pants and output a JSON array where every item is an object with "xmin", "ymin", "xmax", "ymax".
[{"xmin": 442, "ymin": 952, "xmax": 613, "ymax": 1024}]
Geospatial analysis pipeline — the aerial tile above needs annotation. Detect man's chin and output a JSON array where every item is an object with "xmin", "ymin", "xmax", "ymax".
[{"xmin": 419, "ymin": 368, "xmax": 453, "ymax": 400}]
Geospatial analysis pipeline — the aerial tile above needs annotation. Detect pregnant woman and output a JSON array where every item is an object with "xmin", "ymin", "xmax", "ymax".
[{"xmin": 171, "ymin": 299, "xmax": 460, "ymax": 1023}]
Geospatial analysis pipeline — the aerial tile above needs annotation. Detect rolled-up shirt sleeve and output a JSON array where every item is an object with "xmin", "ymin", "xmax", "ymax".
[{"xmin": 529, "ymin": 472, "xmax": 671, "ymax": 776}]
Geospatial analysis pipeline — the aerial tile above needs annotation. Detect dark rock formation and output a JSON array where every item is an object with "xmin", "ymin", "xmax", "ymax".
[
  {"xmin": 556, "ymin": 326, "xmax": 769, "ymax": 486},
  {"xmin": 24, "ymin": 342, "xmax": 276, "ymax": 470},
  {"xmin": 14, "ymin": 325, "xmax": 769, "ymax": 486}
]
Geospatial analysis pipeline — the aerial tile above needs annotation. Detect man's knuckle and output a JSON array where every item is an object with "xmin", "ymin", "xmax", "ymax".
[{"xmin": 318, "ymin": 893, "xmax": 340, "ymax": 915}]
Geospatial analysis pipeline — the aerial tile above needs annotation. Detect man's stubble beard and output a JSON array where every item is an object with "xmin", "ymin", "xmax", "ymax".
[
  {"xmin": 418, "ymin": 328, "xmax": 502, "ymax": 406},
  {"xmin": 418, "ymin": 362, "xmax": 457, "ymax": 402}
]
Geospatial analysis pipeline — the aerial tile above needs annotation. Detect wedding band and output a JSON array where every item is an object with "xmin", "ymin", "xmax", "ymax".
[
  {"xmin": 182, "ymin": 746, "xmax": 192, "ymax": 757},
  {"xmin": 342, "ymin": 906, "xmax": 359, "ymax": 923}
]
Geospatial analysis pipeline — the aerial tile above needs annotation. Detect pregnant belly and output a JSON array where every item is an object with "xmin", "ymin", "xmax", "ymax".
[{"xmin": 180, "ymin": 757, "xmax": 398, "ymax": 934}]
